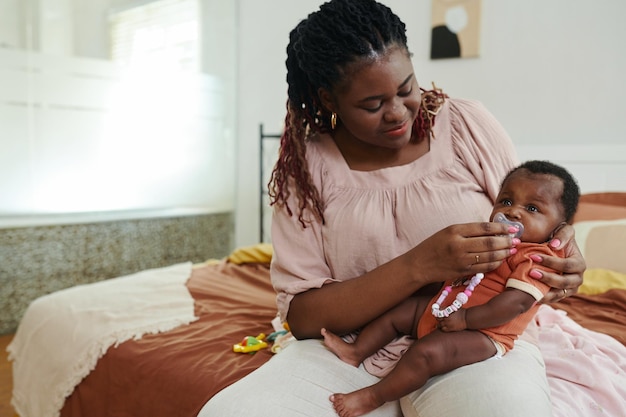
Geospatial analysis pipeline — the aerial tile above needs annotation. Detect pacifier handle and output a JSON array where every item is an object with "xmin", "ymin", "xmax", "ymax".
[{"xmin": 493, "ymin": 212, "xmax": 524, "ymax": 238}]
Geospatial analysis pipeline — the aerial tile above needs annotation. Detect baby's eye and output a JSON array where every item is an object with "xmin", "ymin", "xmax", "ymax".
[
  {"xmin": 526, "ymin": 205, "xmax": 539, "ymax": 213},
  {"xmin": 502, "ymin": 199, "xmax": 512, "ymax": 207}
]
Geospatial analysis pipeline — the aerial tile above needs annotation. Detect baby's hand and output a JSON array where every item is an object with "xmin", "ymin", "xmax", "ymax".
[{"xmin": 437, "ymin": 309, "xmax": 467, "ymax": 332}]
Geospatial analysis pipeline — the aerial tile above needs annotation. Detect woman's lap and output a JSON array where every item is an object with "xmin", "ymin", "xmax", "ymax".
[
  {"xmin": 401, "ymin": 339, "xmax": 553, "ymax": 417},
  {"xmin": 199, "ymin": 339, "xmax": 552, "ymax": 417},
  {"xmin": 199, "ymin": 339, "xmax": 401, "ymax": 417}
]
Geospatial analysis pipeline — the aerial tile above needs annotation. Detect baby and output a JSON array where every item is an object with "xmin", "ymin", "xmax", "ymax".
[{"xmin": 322, "ymin": 160, "xmax": 580, "ymax": 417}]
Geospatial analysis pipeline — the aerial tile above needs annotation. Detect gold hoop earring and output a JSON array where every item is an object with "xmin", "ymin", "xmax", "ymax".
[{"xmin": 330, "ymin": 112, "xmax": 337, "ymax": 130}]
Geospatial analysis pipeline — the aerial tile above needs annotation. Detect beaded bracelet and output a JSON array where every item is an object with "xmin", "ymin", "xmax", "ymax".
[{"xmin": 431, "ymin": 273, "xmax": 484, "ymax": 318}]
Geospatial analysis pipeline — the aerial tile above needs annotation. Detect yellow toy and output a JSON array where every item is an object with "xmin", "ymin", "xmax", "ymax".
[{"xmin": 233, "ymin": 333, "xmax": 268, "ymax": 353}]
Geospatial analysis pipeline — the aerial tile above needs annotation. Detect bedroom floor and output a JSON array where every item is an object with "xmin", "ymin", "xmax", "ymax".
[{"xmin": 0, "ymin": 333, "xmax": 16, "ymax": 417}]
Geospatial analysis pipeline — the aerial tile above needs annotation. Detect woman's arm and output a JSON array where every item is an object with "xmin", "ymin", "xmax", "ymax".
[{"xmin": 287, "ymin": 221, "xmax": 517, "ymax": 339}]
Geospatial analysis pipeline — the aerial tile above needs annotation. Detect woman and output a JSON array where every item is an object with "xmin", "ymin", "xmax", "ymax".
[{"xmin": 201, "ymin": 1, "xmax": 584, "ymax": 416}]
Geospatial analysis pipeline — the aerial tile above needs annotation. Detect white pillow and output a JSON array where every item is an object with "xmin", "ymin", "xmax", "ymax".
[{"xmin": 574, "ymin": 218, "xmax": 626, "ymax": 274}]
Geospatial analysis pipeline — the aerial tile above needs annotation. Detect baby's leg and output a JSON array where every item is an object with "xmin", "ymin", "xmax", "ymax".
[
  {"xmin": 331, "ymin": 330, "xmax": 496, "ymax": 417},
  {"xmin": 323, "ymin": 296, "xmax": 427, "ymax": 367}
]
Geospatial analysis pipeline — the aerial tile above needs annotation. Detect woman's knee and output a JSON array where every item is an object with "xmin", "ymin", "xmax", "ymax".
[{"xmin": 400, "ymin": 340, "xmax": 552, "ymax": 417}]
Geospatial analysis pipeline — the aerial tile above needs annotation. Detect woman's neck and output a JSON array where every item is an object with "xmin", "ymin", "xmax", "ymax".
[{"xmin": 332, "ymin": 130, "xmax": 430, "ymax": 171}]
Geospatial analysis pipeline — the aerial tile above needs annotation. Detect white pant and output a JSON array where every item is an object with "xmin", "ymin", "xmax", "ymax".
[{"xmin": 199, "ymin": 338, "xmax": 553, "ymax": 417}]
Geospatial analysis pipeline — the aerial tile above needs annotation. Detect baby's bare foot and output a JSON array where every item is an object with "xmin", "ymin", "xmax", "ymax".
[
  {"xmin": 330, "ymin": 389, "xmax": 382, "ymax": 417},
  {"xmin": 321, "ymin": 328, "xmax": 361, "ymax": 367}
]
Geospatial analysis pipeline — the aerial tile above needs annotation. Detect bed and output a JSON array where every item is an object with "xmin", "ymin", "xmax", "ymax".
[{"xmin": 7, "ymin": 191, "xmax": 626, "ymax": 417}]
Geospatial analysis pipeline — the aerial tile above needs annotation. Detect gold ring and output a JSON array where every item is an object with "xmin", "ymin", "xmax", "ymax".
[
  {"xmin": 475, "ymin": 255, "xmax": 480, "ymax": 264},
  {"xmin": 563, "ymin": 288, "xmax": 568, "ymax": 297}
]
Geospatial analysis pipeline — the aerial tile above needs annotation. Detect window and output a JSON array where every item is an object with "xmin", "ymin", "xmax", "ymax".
[
  {"xmin": 0, "ymin": 0, "xmax": 236, "ymax": 219},
  {"xmin": 110, "ymin": 0, "xmax": 199, "ymax": 72}
]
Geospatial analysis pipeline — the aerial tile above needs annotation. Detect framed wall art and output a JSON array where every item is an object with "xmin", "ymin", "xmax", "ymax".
[{"xmin": 430, "ymin": 0, "xmax": 482, "ymax": 59}]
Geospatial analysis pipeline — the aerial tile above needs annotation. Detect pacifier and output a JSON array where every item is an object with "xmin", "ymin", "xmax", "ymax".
[{"xmin": 493, "ymin": 212, "xmax": 524, "ymax": 238}]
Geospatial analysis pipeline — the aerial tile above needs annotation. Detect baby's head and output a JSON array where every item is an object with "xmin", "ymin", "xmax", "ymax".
[{"xmin": 491, "ymin": 160, "xmax": 580, "ymax": 243}]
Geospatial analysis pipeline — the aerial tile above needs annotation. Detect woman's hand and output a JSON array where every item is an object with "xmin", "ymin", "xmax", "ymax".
[
  {"xmin": 406, "ymin": 222, "xmax": 519, "ymax": 284},
  {"xmin": 529, "ymin": 224, "xmax": 586, "ymax": 303}
]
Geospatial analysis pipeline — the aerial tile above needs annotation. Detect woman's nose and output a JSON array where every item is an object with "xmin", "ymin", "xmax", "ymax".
[{"xmin": 383, "ymin": 101, "xmax": 406, "ymax": 123}]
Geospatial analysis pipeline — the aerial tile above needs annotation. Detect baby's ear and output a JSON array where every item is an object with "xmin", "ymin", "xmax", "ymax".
[{"xmin": 550, "ymin": 222, "xmax": 568, "ymax": 239}]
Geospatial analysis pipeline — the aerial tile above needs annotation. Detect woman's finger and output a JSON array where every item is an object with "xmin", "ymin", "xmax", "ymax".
[
  {"xmin": 454, "ymin": 222, "xmax": 518, "ymax": 239},
  {"xmin": 467, "ymin": 249, "xmax": 512, "ymax": 271},
  {"xmin": 533, "ymin": 251, "xmax": 585, "ymax": 275},
  {"xmin": 533, "ymin": 268, "xmax": 583, "ymax": 290},
  {"xmin": 549, "ymin": 224, "xmax": 575, "ymax": 251},
  {"xmin": 540, "ymin": 280, "xmax": 579, "ymax": 304}
]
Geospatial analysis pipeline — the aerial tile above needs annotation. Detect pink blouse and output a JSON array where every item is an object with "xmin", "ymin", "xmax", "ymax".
[{"xmin": 270, "ymin": 98, "xmax": 519, "ymax": 375}]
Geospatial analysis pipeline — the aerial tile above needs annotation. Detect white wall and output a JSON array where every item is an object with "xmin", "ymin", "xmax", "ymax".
[{"xmin": 235, "ymin": 0, "xmax": 626, "ymax": 247}]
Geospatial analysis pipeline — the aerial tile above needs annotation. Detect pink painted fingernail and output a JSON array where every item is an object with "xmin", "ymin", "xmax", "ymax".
[
  {"xmin": 512, "ymin": 238, "xmax": 521, "ymax": 245},
  {"xmin": 508, "ymin": 226, "xmax": 519, "ymax": 233},
  {"xmin": 510, "ymin": 248, "xmax": 518, "ymax": 255},
  {"xmin": 530, "ymin": 269, "xmax": 543, "ymax": 279},
  {"xmin": 530, "ymin": 254, "xmax": 542, "ymax": 262},
  {"xmin": 550, "ymin": 239, "xmax": 561, "ymax": 248}
]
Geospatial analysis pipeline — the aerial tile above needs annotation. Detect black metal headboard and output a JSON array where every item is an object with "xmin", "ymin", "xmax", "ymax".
[{"xmin": 259, "ymin": 124, "xmax": 281, "ymax": 242}]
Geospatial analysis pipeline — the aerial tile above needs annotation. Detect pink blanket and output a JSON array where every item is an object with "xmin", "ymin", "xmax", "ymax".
[{"xmin": 535, "ymin": 305, "xmax": 626, "ymax": 417}]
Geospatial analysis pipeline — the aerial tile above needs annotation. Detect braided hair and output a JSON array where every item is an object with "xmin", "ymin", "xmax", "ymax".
[{"xmin": 268, "ymin": 0, "xmax": 433, "ymax": 228}]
